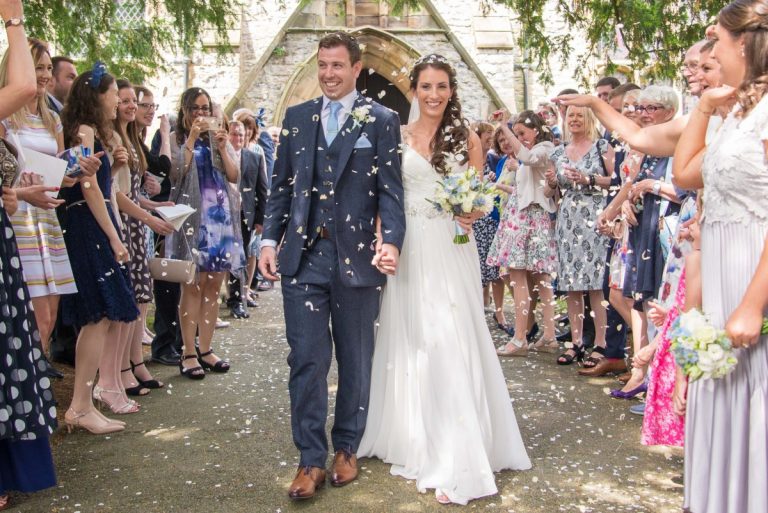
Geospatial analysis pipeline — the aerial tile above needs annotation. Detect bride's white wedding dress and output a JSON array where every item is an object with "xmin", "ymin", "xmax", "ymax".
[{"xmin": 358, "ymin": 145, "xmax": 531, "ymax": 505}]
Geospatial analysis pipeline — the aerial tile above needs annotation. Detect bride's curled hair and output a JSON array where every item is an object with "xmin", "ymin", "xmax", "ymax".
[
  {"xmin": 718, "ymin": 0, "xmax": 768, "ymax": 115},
  {"xmin": 409, "ymin": 54, "xmax": 470, "ymax": 175}
]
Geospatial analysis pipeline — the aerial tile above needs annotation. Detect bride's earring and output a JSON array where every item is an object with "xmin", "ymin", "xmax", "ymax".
[{"xmin": 741, "ymin": 46, "xmax": 745, "ymax": 57}]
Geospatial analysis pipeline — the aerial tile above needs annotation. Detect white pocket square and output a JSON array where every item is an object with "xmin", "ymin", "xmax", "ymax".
[{"xmin": 354, "ymin": 136, "xmax": 373, "ymax": 149}]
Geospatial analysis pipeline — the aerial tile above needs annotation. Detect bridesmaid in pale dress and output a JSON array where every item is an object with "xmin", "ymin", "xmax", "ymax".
[{"xmin": 674, "ymin": 2, "xmax": 768, "ymax": 511}]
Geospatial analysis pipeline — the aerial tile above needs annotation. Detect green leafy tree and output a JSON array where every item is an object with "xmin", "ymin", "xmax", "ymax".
[
  {"xmin": 491, "ymin": 0, "xmax": 729, "ymax": 85},
  {"xmin": 23, "ymin": 0, "xmax": 240, "ymax": 83}
]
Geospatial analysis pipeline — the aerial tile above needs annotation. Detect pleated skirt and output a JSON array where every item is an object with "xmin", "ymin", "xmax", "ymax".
[{"xmin": 684, "ymin": 220, "xmax": 768, "ymax": 513}]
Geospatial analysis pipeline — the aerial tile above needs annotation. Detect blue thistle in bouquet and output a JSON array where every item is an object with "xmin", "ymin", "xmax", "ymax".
[
  {"xmin": 427, "ymin": 167, "xmax": 496, "ymax": 244},
  {"xmin": 670, "ymin": 309, "xmax": 768, "ymax": 382}
]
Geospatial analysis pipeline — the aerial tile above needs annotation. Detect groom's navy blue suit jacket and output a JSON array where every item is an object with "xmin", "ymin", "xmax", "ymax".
[{"xmin": 263, "ymin": 94, "xmax": 406, "ymax": 287}]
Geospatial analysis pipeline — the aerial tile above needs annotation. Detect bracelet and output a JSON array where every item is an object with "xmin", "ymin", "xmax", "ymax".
[
  {"xmin": 588, "ymin": 174, "xmax": 596, "ymax": 187},
  {"xmin": 696, "ymin": 104, "xmax": 715, "ymax": 116}
]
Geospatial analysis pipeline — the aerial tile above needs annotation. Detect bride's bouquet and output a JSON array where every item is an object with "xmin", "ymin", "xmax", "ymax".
[
  {"xmin": 428, "ymin": 167, "xmax": 496, "ymax": 244},
  {"xmin": 670, "ymin": 309, "xmax": 768, "ymax": 382}
]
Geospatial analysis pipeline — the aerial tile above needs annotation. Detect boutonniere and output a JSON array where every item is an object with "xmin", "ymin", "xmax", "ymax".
[{"xmin": 351, "ymin": 105, "xmax": 375, "ymax": 128}]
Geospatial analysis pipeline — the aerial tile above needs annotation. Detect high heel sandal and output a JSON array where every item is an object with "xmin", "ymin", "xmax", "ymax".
[
  {"xmin": 131, "ymin": 360, "xmax": 164, "ymax": 389},
  {"xmin": 93, "ymin": 386, "xmax": 140, "ymax": 414},
  {"xmin": 582, "ymin": 346, "xmax": 606, "ymax": 369},
  {"xmin": 179, "ymin": 354, "xmax": 206, "ymax": 380},
  {"xmin": 196, "ymin": 348, "xmax": 230, "ymax": 373},
  {"xmin": 435, "ymin": 489, "xmax": 452, "ymax": 505},
  {"xmin": 64, "ymin": 408, "xmax": 125, "ymax": 435},
  {"xmin": 557, "ymin": 343, "xmax": 585, "ymax": 365},
  {"xmin": 121, "ymin": 368, "xmax": 150, "ymax": 397},
  {"xmin": 532, "ymin": 338, "xmax": 559, "ymax": 353},
  {"xmin": 610, "ymin": 382, "xmax": 647, "ymax": 399}
]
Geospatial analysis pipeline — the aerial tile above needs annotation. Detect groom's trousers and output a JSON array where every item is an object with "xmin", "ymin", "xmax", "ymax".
[{"xmin": 281, "ymin": 238, "xmax": 381, "ymax": 468}]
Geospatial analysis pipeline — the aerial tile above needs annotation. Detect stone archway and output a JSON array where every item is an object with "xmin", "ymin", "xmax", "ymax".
[{"xmin": 272, "ymin": 26, "xmax": 421, "ymax": 124}]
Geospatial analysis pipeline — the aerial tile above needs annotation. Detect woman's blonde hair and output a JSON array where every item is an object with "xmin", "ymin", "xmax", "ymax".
[
  {"xmin": 562, "ymin": 105, "xmax": 601, "ymax": 142},
  {"xmin": 0, "ymin": 38, "xmax": 59, "ymax": 138}
]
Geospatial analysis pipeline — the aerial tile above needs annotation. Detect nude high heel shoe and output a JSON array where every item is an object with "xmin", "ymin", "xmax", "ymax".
[{"xmin": 64, "ymin": 409, "xmax": 125, "ymax": 435}]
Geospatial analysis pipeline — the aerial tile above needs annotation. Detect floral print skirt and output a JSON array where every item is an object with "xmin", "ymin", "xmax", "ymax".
[{"xmin": 486, "ymin": 187, "xmax": 557, "ymax": 275}]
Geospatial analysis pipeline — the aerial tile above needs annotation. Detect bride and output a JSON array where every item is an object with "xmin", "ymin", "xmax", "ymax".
[{"xmin": 358, "ymin": 54, "xmax": 531, "ymax": 505}]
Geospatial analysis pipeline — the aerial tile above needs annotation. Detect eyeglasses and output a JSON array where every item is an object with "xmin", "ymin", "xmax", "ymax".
[
  {"xmin": 138, "ymin": 102, "xmax": 159, "ymax": 110},
  {"xmin": 634, "ymin": 104, "xmax": 668, "ymax": 114},
  {"xmin": 681, "ymin": 63, "xmax": 699, "ymax": 73},
  {"xmin": 191, "ymin": 105, "xmax": 211, "ymax": 114}
]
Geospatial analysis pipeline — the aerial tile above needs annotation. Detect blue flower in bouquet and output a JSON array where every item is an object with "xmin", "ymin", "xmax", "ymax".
[
  {"xmin": 670, "ymin": 309, "xmax": 740, "ymax": 382},
  {"xmin": 427, "ymin": 167, "xmax": 496, "ymax": 244}
]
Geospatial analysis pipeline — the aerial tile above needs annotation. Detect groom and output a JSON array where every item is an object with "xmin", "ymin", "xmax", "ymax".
[{"xmin": 259, "ymin": 31, "xmax": 406, "ymax": 500}]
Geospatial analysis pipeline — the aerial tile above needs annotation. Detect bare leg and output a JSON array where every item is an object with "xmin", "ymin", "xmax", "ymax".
[
  {"xmin": 621, "ymin": 300, "xmax": 650, "ymax": 392},
  {"xmin": 31, "ymin": 296, "xmax": 54, "ymax": 354},
  {"xmin": 245, "ymin": 255, "xmax": 258, "ymax": 301},
  {"xmin": 566, "ymin": 292, "xmax": 585, "ymax": 346},
  {"xmin": 508, "ymin": 269, "xmax": 530, "ymax": 340},
  {"xmin": 526, "ymin": 273, "xmax": 539, "ymax": 332},
  {"xmin": 609, "ymin": 288, "xmax": 634, "ymax": 325},
  {"xmin": 588, "ymin": 289, "xmax": 608, "ymax": 348},
  {"xmin": 179, "ymin": 281, "xmax": 203, "ymax": 371},
  {"xmin": 482, "ymin": 284, "xmax": 490, "ymax": 308},
  {"xmin": 197, "ymin": 272, "xmax": 228, "ymax": 366},
  {"xmin": 534, "ymin": 273, "xmax": 556, "ymax": 340},
  {"xmin": 492, "ymin": 277, "xmax": 508, "ymax": 325}
]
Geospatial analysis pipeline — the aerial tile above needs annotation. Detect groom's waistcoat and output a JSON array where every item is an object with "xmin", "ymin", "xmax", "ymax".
[{"xmin": 307, "ymin": 123, "xmax": 343, "ymax": 245}]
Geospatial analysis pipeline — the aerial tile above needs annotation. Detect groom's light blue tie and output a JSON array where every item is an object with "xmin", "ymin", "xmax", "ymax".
[{"xmin": 326, "ymin": 101, "xmax": 342, "ymax": 145}]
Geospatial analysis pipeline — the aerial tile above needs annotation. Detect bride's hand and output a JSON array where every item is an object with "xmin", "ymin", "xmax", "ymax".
[
  {"xmin": 373, "ymin": 243, "xmax": 399, "ymax": 275},
  {"xmin": 455, "ymin": 211, "xmax": 483, "ymax": 232}
]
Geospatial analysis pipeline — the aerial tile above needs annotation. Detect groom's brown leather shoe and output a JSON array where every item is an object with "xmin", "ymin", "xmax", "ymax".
[
  {"xmin": 578, "ymin": 357, "xmax": 627, "ymax": 377},
  {"xmin": 330, "ymin": 449, "xmax": 358, "ymax": 487},
  {"xmin": 288, "ymin": 466, "xmax": 326, "ymax": 500}
]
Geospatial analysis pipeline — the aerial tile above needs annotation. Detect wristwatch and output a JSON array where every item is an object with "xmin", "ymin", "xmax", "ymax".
[
  {"xmin": 4, "ymin": 17, "xmax": 24, "ymax": 28},
  {"xmin": 652, "ymin": 181, "xmax": 662, "ymax": 195}
]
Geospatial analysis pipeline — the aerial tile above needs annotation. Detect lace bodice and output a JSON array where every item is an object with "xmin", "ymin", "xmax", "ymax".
[
  {"xmin": 401, "ymin": 145, "xmax": 468, "ymax": 219},
  {"xmin": 702, "ymin": 96, "xmax": 768, "ymax": 225}
]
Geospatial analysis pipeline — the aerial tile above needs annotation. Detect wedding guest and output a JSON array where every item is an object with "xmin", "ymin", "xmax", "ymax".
[
  {"xmin": 0, "ymin": 38, "xmax": 76, "ymax": 380},
  {"xmin": 168, "ymin": 87, "xmax": 243, "ymax": 379},
  {"xmin": 109, "ymin": 79, "xmax": 172, "ymax": 402},
  {"xmin": 595, "ymin": 76, "xmax": 620, "ymax": 102},
  {"xmin": 546, "ymin": 105, "xmax": 614, "ymax": 365},
  {"xmin": 470, "ymin": 121, "xmax": 502, "ymax": 315},
  {"xmin": 0, "ymin": 3, "xmax": 59, "ymax": 508},
  {"xmin": 490, "ymin": 111, "xmax": 558, "ymax": 356},
  {"xmin": 46, "ymin": 55, "xmax": 76, "ymax": 114},
  {"xmin": 225, "ymin": 120, "xmax": 267, "ymax": 318},
  {"xmin": 60, "ymin": 62, "xmax": 138, "ymax": 433},
  {"xmin": 673, "ymin": 3, "xmax": 768, "ymax": 510},
  {"xmin": 612, "ymin": 85, "xmax": 683, "ymax": 399},
  {"xmin": 537, "ymin": 102, "xmax": 561, "ymax": 143},
  {"xmin": 607, "ymin": 83, "xmax": 640, "ymax": 113}
]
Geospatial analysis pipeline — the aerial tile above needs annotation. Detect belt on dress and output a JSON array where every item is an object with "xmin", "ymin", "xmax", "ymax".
[{"xmin": 66, "ymin": 199, "xmax": 111, "ymax": 209}]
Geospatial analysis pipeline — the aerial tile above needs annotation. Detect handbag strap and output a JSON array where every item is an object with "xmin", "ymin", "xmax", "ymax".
[{"xmin": 659, "ymin": 158, "xmax": 674, "ymax": 218}]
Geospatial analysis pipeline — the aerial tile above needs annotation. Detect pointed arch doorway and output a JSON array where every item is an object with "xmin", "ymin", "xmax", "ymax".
[{"xmin": 272, "ymin": 26, "xmax": 420, "ymax": 124}]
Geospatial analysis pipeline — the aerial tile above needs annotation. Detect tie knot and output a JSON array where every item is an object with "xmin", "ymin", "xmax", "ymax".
[{"xmin": 328, "ymin": 101, "xmax": 342, "ymax": 115}]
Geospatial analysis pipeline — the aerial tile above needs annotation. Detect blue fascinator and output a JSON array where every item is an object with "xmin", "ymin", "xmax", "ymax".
[
  {"xmin": 88, "ymin": 61, "xmax": 107, "ymax": 89},
  {"xmin": 254, "ymin": 107, "xmax": 266, "ymax": 128}
]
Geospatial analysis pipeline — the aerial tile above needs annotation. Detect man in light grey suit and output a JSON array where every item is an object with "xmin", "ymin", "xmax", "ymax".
[{"xmin": 259, "ymin": 31, "xmax": 405, "ymax": 500}]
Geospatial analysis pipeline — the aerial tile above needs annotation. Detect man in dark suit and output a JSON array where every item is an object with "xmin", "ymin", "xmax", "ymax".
[
  {"xmin": 226, "ymin": 120, "xmax": 267, "ymax": 318},
  {"xmin": 259, "ymin": 31, "xmax": 405, "ymax": 500}
]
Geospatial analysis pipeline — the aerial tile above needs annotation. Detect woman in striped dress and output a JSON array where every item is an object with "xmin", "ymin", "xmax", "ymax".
[{"xmin": 0, "ymin": 38, "xmax": 76, "ymax": 374}]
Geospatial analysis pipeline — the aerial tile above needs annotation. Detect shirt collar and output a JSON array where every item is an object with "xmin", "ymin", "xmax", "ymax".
[{"xmin": 322, "ymin": 90, "xmax": 358, "ymax": 112}]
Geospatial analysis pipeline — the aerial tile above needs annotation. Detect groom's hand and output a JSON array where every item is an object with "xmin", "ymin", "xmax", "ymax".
[
  {"xmin": 373, "ymin": 243, "xmax": 399, "ymax": 275},
  {"xmin": 258, "ymin": 247, "xmax": 280, "ymax": 281}
]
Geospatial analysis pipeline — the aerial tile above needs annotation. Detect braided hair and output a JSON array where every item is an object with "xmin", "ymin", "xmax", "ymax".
[{"xmin": 409, "ymin": 54, "xmax": 470, "ymax": 175}]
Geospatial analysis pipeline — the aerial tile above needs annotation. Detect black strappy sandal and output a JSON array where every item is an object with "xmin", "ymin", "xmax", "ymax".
[
  {"xmin": 557, "ymin": 344, "xmax": 585, "ymax": 366},
  {"xmin": 582, "ymin": 346, "xmax": 606, "ymax": 369},
  {"xmin": 120, "ymin": 368, "xmax": 150, "ymax": 396},
  {"xmin": 196, "ymin": 348, "xmax": 230, "ymax": 373},
  {"xmin": 131, "ymin": 360, "xmax": 164, "ymax": 389},
  {"xmin": 179, "ymin": 354, "xmax": 206, "ymax": 380}
]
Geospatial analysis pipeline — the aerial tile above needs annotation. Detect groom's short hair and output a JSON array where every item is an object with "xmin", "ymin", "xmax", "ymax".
[{"xmin": 318, "ymin": 31, "xmax": 362, "ymax": 65}]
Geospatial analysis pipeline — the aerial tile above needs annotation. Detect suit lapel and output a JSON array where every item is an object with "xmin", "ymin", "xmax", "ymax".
[
  {"xmin": 304, "ymin": 98, "xmax": 324, "ymax": 183},
  {"xmin": 334, "ymin": 94, "xmax": 367, "ymax": 186}
]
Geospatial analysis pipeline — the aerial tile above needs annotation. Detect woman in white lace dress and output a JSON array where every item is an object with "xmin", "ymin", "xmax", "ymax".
[
  {"xmin": 358, "ymin": 54, "xmax": 531, "ymax": 506},
  {"xmin": 673, "ymin": 3, "xmax": 768, "ymax": 511}
]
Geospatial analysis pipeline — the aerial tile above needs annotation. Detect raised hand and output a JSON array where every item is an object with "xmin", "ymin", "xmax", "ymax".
[
  {"xmin": 0, "ymin": 0, "xmax": 24, "ymax": 21},
  {"xmin": 699, "ymin": 85, "xmax": 737, "ymax": 112},
  {"xmin": 113, "ymin": 145, "xmax": 129, "ymax": 167},
  {"xmin": 552, "ymin": 93, "xmax": 596, "ymax": 108}
]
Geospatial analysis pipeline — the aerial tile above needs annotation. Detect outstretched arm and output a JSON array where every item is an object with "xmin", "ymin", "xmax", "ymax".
[{"xmin": 555, "ymin": 94, "xmax": 686, "ymax": 157}]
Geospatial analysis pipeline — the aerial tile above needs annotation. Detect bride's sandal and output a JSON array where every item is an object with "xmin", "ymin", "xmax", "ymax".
[
  {"xmin": 497, "ymin": 339, "xmax": 529, "ymax": 357},
  {"xmin": 435, "ymin": 489, "xmax": 452, "ymax": 505}
]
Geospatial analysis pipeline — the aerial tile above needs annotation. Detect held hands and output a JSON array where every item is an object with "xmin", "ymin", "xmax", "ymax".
[
  {"xmin": 1, "ymin": 186, "xmax": 18, "ymax": 215},
  {"xmin": 258, "ymin": 246, "xmax": 279, "ymax": 281},
  {"xmin": 372, "ymin": 235, "xmax": 400, "ymax": 275}
]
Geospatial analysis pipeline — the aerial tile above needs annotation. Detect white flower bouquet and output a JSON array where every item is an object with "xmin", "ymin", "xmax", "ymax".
[
  {"xmin": 428, "ymin": 167, "xmax": 496, "ymax": 244},
  {"xmin": 670, "ymin": 309, "xmax": 768, "ymax": 382}
]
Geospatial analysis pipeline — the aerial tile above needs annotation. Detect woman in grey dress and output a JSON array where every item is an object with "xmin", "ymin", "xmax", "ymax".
[
  {"xmin": 673, "ymin": 2, "xmax": 768, "ymax": 511},
  {"xmin": 546, "ymin": 105, "xmax": 614, "ymax": 365}
]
